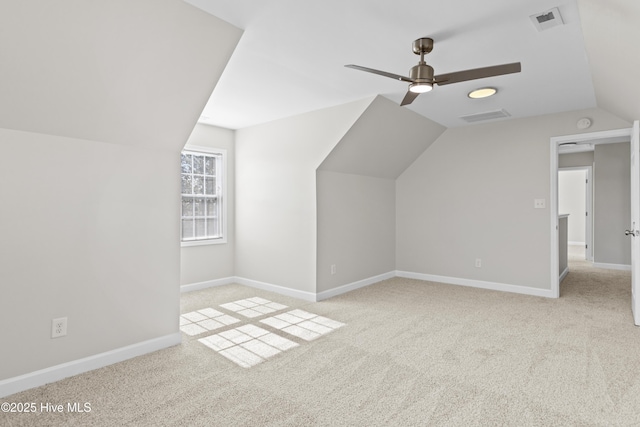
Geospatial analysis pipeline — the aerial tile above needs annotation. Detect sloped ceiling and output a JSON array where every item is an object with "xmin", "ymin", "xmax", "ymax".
[
  {"xmin": 0, "ymin": 0, "xmax": 242, "ymax": 150},
  {"xmin": 577, "ymin": 0, "xmax": 640, "ymax": 123},
  {"xmin": 318, "ymin": 96, "xmax": 446, "ymax": 179},
  {"xmin": 188, "ymin": 0, "xmax": 598, "ymax": 130}
]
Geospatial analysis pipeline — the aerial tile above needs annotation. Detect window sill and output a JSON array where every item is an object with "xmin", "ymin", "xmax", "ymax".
[{"xmin": 181, "ymin": 238, "xmax": 227, "ymax": 248}]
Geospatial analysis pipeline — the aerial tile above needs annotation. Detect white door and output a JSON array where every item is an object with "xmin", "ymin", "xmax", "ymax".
[{"xmin": 630, "ymin": 120, "xmax": 640, "ymax": 326}]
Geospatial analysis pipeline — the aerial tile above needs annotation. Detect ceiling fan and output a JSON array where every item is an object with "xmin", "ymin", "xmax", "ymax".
[{"xmin": 345, "ymin": 38, "xmax": 521, "ymax": 106}]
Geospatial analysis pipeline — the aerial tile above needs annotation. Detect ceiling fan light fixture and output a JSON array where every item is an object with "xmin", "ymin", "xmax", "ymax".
[
  {"xmin": 468, "ymin": 87, "xmax": 497, "ymax": 99},
  {"xmin": 346, "ymin": 37, "xmax": 521, "ymax": 107},
  {"xmin": 409, "ymin": 82, "xmax": 433, "ymax": 93}
]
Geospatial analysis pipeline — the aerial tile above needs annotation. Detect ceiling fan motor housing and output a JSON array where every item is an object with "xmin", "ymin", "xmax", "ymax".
[{"xmin": 410, "ymin": 63, "xmax": 434, "ymax": 83}]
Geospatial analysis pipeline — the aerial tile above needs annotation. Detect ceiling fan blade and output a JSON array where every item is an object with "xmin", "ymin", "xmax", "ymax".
[
  {"xmin": 400, "ymin": 91, "xmax": 420, "ymax": 106},
  {"xmin": 435, "ymin": 62, "xmax": 521, "ymax": 86},
  {"xmin": 345, "ymin": 64, "xmax": 414, "ymax": 83}
]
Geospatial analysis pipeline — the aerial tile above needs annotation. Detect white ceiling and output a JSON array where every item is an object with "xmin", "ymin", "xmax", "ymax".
[
  {"xmin": 187, "ymin": 0, "xmax": 598, "ymax": 130},
  {"xmin": 577, "ymin": 0, "xmax": 640, "ymax": 124}
]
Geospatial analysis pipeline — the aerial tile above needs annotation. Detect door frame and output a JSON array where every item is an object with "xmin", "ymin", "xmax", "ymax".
[
  {"xmin": 550, "ymin": 127, "xmax": 632, "ymax": 298},
  {"xmin": 630, "ymin": 120, "xmax": 639, "ymax": 325}
]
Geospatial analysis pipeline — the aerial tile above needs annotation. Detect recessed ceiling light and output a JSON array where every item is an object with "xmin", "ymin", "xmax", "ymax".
[{"xmin": 468, "ymin": 87, "xmax": 497, "ymax": 99}]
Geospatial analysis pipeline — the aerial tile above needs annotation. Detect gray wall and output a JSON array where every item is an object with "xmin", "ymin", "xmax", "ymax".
[
  {"xmin": 396, "ymin": 108, "xmax": 630, "ymax": 290},
  {"xmin": 316, "ymin": 96, "xmax": 444, "ymax": 294},
  {"xmin": 316, "ymin": 171, "xmax": 396, "ymax": 292},
  {"xmin": 559, "ymin": 151, "xmax": 594, "ymax": 168},
  {"xmin": 594, "ymin": 142, "xmax": 631, "ymax": 265},
  {"xmin": 0, "ymin": 130, "xmax": 180, "ymax": 380},
  {"xmin": 180, "ymin": 124, "xmax": 236, "ymax": 286},
  {"xmin": 0, "ymin": 1, "xmax": 242, "ymax": 382},
  {"xmin": 235, "ymin": 98, "xmax": 372, "ymax": 294}
]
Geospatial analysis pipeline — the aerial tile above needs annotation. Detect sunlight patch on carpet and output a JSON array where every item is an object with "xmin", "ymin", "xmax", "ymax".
[
  {"xmin": 183, "ymin": 298, "xmax": 346, "ymax": 368},
  {"xmin": 260, "ymin": 309, "xmax": 345, "ymax": 341},
  {"xmin": 220, "ymin": 297, "xmax": 288, "ymax": 318},
  {"xmin": 198, "ymin": 324, "xmax": 299, "ymax": 368},
  {"xmin": 180, "ymin": 308, "xmax": 241, "ymax": 336}
]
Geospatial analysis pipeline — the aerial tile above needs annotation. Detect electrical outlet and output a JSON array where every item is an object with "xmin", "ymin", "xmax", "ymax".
[
  {"xmin": 475, "ymin": 258, "xmax": 482, "ymax": 268},
  {"xmin": 330, "ymin": 264, "xmax": 336, "ymax": 275},
  {"xmin": 52, "ymin": 317, "xmax": 67, "ymax": 338}
]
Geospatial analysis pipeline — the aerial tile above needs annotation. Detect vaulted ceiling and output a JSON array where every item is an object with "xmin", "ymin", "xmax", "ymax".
[
  {"xmin": 1, "ymin": 0, "xmax": 635, "ymax": 144},
  {"xmin": 0, "ymin": 0, "xmax": 241, "ymax": 150},
  {"xmin": 577, "ymin": 0, "xmax": 640, "ymax": 125},
  {"xmin": 189, "ymin": 0, "xmax": 639, "ymax": 130},
  {"xmin": 318, "ymin": 96, "xmax": 445, "ymax": 179}
]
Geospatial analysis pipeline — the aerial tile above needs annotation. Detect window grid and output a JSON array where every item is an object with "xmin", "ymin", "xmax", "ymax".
[{"xmin": 181, "ymin": 150, "xmax": 222, "ymax": 242}]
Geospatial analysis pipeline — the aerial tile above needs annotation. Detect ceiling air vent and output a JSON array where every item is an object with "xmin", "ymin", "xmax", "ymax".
[
  {"xmin": 530, "ymin": 7, "xmax": 564, "ymax": 32},
  {"xmin": 460, "ymin": 109, "xmax": 511, "ymax": 123}
]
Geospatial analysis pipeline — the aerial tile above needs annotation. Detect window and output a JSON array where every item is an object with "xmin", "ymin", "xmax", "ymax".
[{"xmin": 181, "ymin": 147, "xmax": 226, "ymax": 245}]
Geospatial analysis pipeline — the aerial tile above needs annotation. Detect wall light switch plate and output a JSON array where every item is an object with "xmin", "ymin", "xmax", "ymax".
[{"xmin": 534, "ymin": 199, "xmax": 546, "ymax": 209}]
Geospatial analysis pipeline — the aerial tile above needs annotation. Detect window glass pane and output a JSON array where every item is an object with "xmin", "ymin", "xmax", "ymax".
[
  {"xmin": 205, "ymin": 177, "xmax": 215, "ymax": 195},
  {"xmin": 205, "ymin": 156, "xmax": 216, "ymax": 175},
  {"xmin": 195, "ymin": 219, "xmax": 206, "ymax": 237},
  {"xmin": 181, "ymin": 149, "xmax": 224, "ymax": 243},
  {"xmin": 181, "ymin": 154, "xmax": 192, "ymax": 174},
  {"xmin": 206, "ymin": 218, "xmax": 219, "ymax": 238},
  {"xmin": 182, "ymin": 219, "xmax": 194, "ymax": 239},
  {"xmin": 194, "ymin": 198, "xmax": 205, "ymax": 216},
  {"xmin": 206, "ymin": 198, "xmax": 217, "ymax": 217},
  {"xmin": 193, "ymin": 176, "xmax": 204, "ymax": 194},
  {"xmin": 193, "ymin": 156, "xmax": 204, "ymax": 174},
  {"xmin": 181, "ymin": 197, "xmax": 194, "ymax": 217},
  {"xmin": 181, "ymin": 175, "xmax": 192, "ymax": 194}
]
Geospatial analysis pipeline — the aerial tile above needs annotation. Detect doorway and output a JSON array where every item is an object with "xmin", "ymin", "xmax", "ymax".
[
  {"xmin": 558, "ymin": 167, "xmax": 592, "ymax": 262},
  {"xmin": 550, "ymin": 127, "xmax": 633, "ymax": 299}
]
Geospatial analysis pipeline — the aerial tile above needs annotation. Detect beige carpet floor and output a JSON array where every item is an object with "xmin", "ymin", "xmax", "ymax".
[{"xmin": 3, "ymin": 259, "xmax": 640, "ymax": 426}]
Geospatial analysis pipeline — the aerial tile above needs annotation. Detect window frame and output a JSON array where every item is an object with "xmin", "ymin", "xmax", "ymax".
[{"xmin": 180, "ymin": 145, "xmax": 227, "ymax": 247}]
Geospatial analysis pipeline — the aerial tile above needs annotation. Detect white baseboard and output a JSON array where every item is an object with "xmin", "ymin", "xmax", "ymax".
[
  {"xmin": 0, "ymin": 333, "xmax": 181, "ymax": 398},
  {"xmin": 592, "ymin": 262, "xmax": 632, "ymax": 271},
  {"xmin": 560, "ymin": 267, "xmax": 570, "ymax": 282},
  {"xmin": 185, "ymin": 270, "xmax": 558, "ymax": 302},
  {"xmin": 316, "ymin": 271, "xmax": 395, "ymax": 301},
  {"xmin": 181, "ymin": 276, "xmax": 318, "ymax": 302},
  {"xmin": 395, "ymin": 271, "xmax": 555, "ymax": 298},
  {"xmin": 234, "ymin": 276, "xmax": 317, "ymax": 302},
  {"xmin": 181, "ymin": 276, "xmax": 235, "ymax": 293}
]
